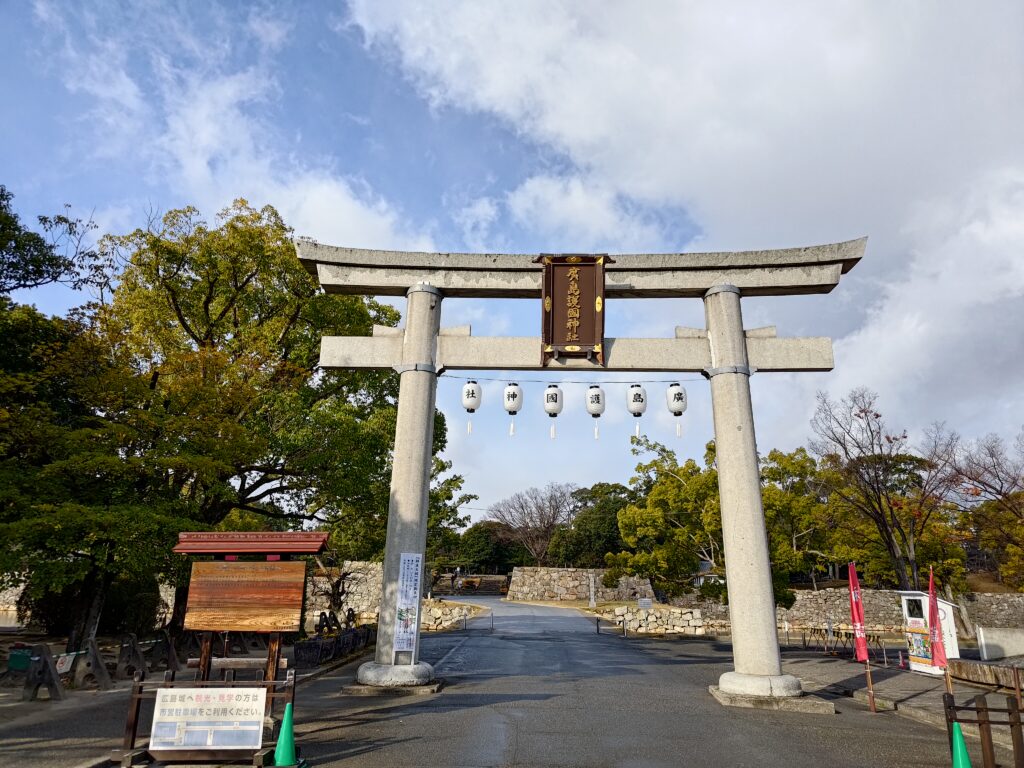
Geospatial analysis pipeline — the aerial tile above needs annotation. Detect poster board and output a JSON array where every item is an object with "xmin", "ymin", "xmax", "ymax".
[
  {"xmin": 149, "ymin": 687, "xmax": 267, "ymax": 751},
  {"xmin": 899, "ymin": 591, "xmax": 961, "ymax": 675},
  {"xmin": 393, "ymin": 553, "xmax": 423, "ymax": 656},
  {"xmin": 184, "ymin": 561, "xmax": 305, "ymax": 633}
]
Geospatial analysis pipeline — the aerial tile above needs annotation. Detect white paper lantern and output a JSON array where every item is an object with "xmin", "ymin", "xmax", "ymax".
[
  {"xmin": 627, "ymin": 384, "xmax": 648, "ymax": 437},
  {"xmin": 461, "ymin": 380, "xmax": 481, "ymax": 434},
  {"xmin": 504, "ymin": 383, "xmax": 523, "ymax": 436},
  {"xmin": 666, "ymin": 383, "xmax": 687, "ymax": 438},
  {"xmin": 544, "ymin": 384, "xmax": 564, "ymax": 439},
  {"xmin": 586, "ymin": 385, "xmax": 606, "ymax": 440}
]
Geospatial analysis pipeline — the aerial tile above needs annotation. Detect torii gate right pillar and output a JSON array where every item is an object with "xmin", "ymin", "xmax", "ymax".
[{"xmin": 704, "ymin": 285, "xmax": 802, "ymax": 698}]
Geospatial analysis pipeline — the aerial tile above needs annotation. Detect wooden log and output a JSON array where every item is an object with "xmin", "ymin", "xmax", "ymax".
[{"xmin": 185, "ymin": 657, "xmax": 288, "ymax": 670}]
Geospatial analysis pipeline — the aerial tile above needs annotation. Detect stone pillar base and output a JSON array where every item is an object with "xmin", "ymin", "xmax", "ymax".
[
  {"xmin": 718, "ymin": 670, "xmax": 802, "ymax": 698},
  {"xmin": 709, "ymin": 685, "xmax": 834, "ymax": 714},
  {"xmin": 356, "ymin": 661, "xmax": 435, "ymax": 687}
]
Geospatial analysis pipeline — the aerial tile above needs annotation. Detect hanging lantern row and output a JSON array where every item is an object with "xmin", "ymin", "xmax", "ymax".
[{"xmin": 460, "ymin": 381, "xmax": 688, "ymax": 440}]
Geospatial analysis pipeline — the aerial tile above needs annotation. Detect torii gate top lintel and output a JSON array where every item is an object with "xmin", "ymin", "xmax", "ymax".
[{"xmin": 294, "ymin": 237, "xmax": 865, "ymax": 299}]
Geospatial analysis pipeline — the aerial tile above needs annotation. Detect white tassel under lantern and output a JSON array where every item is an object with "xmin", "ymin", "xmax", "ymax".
[
  {"xmin": 586, "ymin": 385, "xmax": 606, "ymax": 440},
  {"xmin": 504, "ymin": 383, "xmax": 523, "ymax": 436},
  {"xmin": 543, "ymin": 384, "xmax": 564, "ymax": 439},
  {"xmin": 627, "ymin": 384, "xmax": 648, "ymax": 438},
  {"xmin": 461, "ymin": 380, "xmax": 481, "ymax": 434},
  {"xmin": 666, "ymin": 383, "xmax": 687, "ymax": 438}
]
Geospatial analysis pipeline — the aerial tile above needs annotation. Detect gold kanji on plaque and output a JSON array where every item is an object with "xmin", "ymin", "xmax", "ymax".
[{"xmin": 535, "ymin": 254, "xmax": 612, "ymax": 366}]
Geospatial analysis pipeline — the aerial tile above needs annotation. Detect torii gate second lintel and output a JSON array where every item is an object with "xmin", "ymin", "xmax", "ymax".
[{"xmin": 296, "ymin": 238, "xmax": 865, "ymax": 705}]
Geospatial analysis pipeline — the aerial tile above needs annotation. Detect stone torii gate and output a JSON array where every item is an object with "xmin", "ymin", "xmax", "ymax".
[{"xmin": 296, "ymin": 237, "xmax": 864, "ymax": 704}]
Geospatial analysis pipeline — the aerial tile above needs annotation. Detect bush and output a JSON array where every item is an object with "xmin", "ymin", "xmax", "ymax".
[
  {"xmin": 18, "ymin": 573, "xmax": 166, "ymax": 637},
  {"xmin": 698, "ymin": 579, "xmax": 726, "ymax": 602}
]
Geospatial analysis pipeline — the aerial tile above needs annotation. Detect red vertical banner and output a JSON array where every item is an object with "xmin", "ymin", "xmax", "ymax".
[
  {"xmin": 928, "ymin": 567, "xmax": 948, "ymax": 669},
  {"xmin": 848, "ymin": 562, "xmax": 869, "ymax": 662}
]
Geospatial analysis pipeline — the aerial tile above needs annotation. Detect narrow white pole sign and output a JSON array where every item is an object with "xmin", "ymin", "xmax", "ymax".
[{"xmin": 394, "ymin": 552, "xmax": 423, "ymax": 656}]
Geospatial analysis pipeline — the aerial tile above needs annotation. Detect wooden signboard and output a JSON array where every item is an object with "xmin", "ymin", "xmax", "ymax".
[
  {"xmin": 536, "ymin": 254, "xmax": 613, "ymax": 366},
  {"xmin": 184, "ymin": 561, "xmax": 305, "ymax": 633}
]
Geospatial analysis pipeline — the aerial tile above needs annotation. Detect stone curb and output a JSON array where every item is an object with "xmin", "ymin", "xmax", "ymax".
[{"xmin": 805, "ymin": 675, "xmax": 1016, "ymax": 751}]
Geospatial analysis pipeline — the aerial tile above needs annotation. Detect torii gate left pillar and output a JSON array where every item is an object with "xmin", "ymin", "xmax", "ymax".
[
  {"xmin": 357, "ymin": 283, "xmax": 442, "ymax": 686},
  {"xmin": 297, "ymin": 237, "xmax": 864, "ymax": 700}
]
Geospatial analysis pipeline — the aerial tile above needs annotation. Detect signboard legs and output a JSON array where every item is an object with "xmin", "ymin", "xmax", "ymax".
[
  {"xmin": 704, "ymin": 285, "xmax": 801, "ymax": 699},
  {"xmin": 357, "ymin": 283, "xmax": 441, "ymax": 687}
]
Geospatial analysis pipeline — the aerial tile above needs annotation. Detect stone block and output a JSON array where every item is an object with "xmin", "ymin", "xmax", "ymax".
[{"xmin": 709, "ymin": 686, "xmax": 835, "ymax": 714}]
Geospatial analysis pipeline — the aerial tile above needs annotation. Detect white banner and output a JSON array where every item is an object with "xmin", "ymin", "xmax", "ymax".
[
  {"xmin": 150, "ymin": 687, "xmax": 266, "ymax": 750},
  {"xmin": 394, "ymin": 552, "xmax": 423, "ymax": 654}
]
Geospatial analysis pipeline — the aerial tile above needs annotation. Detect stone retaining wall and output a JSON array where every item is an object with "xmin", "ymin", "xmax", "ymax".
[
  {"xmin": 778, "ymin": 588, "xmax": 906, "ymax": 632},
  {"xmin": 595, "ymin": 605, "xmax": 706, "ymax": 635},
  {"xmin": 307, "ymin": 561, "xmax": 385, "ymax": 617},
  {"xmin": 419, "ymin": 599, "xmax": 485, "ymax": 631},
  {"xmin": 675, "ymin": 589, "xmax": 913, "ymax": 633},
  {"xmin": 316, "ymin": 599, "xmax": 481, "ymax": 632},
  {"xmin": 674, "ymin": 588, "xmax": 1024, "ymax": 636},
  {"xmin": 0, "ymin": 587, "xmax": 19, "ymax": 612},
  {"xmin": 506, "ymin": 567, "xmax": 654, "ymax": 602},
  {"xmin": 962, "ymin": 592, "xmax": 1024, "ymax": 629}
]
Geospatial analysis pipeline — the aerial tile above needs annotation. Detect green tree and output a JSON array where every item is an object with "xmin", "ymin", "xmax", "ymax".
[
  {"xmin": 2, "ymin": 199, "xmax": 473, "ymax": 639},
  {"xmin": 0, "ymin": 299, "xmax": 193, "ymax": 648},
  {"xmin": 760, "ymin": 448, "xmax": 831, "ymax": 590},
  {"xmin": 603, "ymin": 438, "xmax": 715, "ymax": 595},
  {"xmin": 459, "ymin": 521, "xmax": 531, "ymax": 573},
  {"xmin": 549, "ymin": 483, "xmax": 633, "ymax": 567},
  {"xmin": 99, "ymin": 200, "xmax": 404, "ymax": 528},
  {"xmin": 0, "ymin": 184, "xmax": 99, "ymax": 294}
]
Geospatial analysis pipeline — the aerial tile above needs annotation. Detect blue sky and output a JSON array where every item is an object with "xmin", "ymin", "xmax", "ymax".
[{"xmin": 4, "ymin": 2, "xmax": 1024, "ymax": 519}]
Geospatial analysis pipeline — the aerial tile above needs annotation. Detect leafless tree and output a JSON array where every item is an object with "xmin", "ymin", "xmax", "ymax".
[
  {"xmin": 487, "ymin": 482, "xmax": 577, "ymax": 566},
  {"xmin": 949, "ymin": 430, "xmax": 1024, "ymax": 559},
  {"xmin": 810, "ymin": 388, "xmax": 958, "ymax": 590},
  {"xmin": 310, "ymin": 552, "xmax": 367, "ymax": 613}
]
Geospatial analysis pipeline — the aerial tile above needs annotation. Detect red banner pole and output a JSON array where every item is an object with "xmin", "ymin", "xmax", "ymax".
[{"xmin": 865, "ymin": 658, "xmax": 877, "ymax": 713}]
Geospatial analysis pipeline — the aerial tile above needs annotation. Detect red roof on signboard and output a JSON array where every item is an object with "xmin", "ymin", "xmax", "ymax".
[{"xmin": 173, "ymin": 531, "xmax": 329, "ymax": 555}]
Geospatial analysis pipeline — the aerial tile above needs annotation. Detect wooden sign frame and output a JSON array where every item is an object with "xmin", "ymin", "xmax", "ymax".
[{"xmin": 535, "ymin": 254, "xmax": 613, "ymax": 366}]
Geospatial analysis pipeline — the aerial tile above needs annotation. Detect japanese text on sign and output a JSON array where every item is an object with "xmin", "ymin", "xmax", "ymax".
[
  {"xmin": 394, "ymin": 552, "xmax": 423, "ymax": 655},
  {"xmin": 150, "ymin": 688, "xmax": 267, "ymax": 750},
  {"xmin": 537, "ymin": 254, "xmax": 612, "ymax": 366}
]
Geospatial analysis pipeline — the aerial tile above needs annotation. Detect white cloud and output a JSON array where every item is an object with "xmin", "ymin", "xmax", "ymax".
[
  {"xmin": 452, "ymin": 197, "xmax": 499, "ymax": 251},
  {"xmin": 34, "ymin": 2, "xmax": 431, "ymax": 250},
  {"xmin": 506, "ymin": 175, "xmax": 667, "ymax": 253},
  {"xmin": 351, "ymin": 0, "xmax": 1024, "ymax": 454},
  {"xmin": 247, "ymin": 9, "xmax": 292, "ymax": 51}
]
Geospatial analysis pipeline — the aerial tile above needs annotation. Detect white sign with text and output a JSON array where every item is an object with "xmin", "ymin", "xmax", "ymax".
[
  {"xmin": 394, "ymin": 552, "xmax": 423, "ymax": 654},
  {"xmin": 149, "ymin": 687, "xmax": 266, "ymax": 750}
]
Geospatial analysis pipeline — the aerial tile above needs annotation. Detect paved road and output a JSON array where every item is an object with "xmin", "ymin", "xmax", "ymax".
[{"xmin": 295, "ymin": 598, "xmax": 960, "ymax": 767}]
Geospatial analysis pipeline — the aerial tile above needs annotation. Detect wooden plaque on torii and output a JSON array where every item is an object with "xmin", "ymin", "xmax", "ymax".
[{"xmin": 535, "ymin": 254, "xmax": 613, "ymax": 366}]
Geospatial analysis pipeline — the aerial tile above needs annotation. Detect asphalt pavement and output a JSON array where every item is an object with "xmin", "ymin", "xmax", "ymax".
[
  {"xmin": 293, "ymin": 597, "xmax": 974, "ymax": 768},
  {"xmin": 0, "ymin": 597, "xmax": 1007, "ymax": 767}
]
